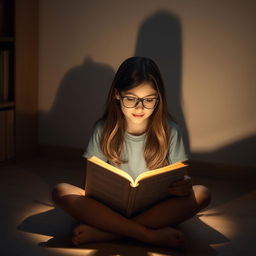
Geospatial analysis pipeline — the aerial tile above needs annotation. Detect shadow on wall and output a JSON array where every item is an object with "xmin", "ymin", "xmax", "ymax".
[
  {"xmin": 40, "ymin": 57, "xmax": 115, "ymax": 148},
  {"xmin": 40, "ymin": 10, "xmax": 255, "ymax": 166},
  {"xmin": 135, "ymin": 11, "xmax": 190, "ymax": 152}
]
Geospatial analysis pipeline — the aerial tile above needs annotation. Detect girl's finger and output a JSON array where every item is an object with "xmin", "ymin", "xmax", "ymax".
[{"xmin": 171, "ymin": 176, "xmax": 192, "ymax": 187}]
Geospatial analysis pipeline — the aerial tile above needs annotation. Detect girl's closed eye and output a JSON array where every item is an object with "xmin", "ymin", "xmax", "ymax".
[
  {"xmin": 126, "ymin": 96, "xmax": 137, "ymax": 102},
  {"xmin": 145, "ymin": 98, "xmax": 154, "ymax": 102}
]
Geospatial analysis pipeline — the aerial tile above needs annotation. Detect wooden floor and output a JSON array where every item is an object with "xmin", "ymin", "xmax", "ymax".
[{"xmin": 0, "ymin": 152, "xmax": 255, "ymax": 256}]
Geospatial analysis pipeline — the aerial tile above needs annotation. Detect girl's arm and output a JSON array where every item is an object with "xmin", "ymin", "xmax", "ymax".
[{"xmin": 168, "ymin": 175, "xmax": 192, "ymax": 197}]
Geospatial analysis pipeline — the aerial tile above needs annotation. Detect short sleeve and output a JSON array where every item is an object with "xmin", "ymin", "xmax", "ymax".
[
  {"xmin": 82, "ymin": 122, "xmax": 108, "ymax": 162},
  {"xmin": 168, "ymin": 122, "xmax": 188, "ymax": 164}
]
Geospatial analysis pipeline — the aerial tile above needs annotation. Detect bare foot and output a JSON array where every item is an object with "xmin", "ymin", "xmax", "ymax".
[
  {"xmin": 146, "ymin": 227, "xmax": 185, "ymax": 248},
  {"xmin": 72, "ymin": 224, "xmax": 120, "ymax": 246}
]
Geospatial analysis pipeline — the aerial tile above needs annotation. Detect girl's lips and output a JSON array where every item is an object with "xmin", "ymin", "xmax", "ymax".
[{"xmin": 132, "ymin": 114, "xmax": 144, "ymax": 118}]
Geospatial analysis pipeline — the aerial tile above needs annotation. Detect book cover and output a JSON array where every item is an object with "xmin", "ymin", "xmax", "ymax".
[{"xmin": 85, "ymin": 156, "xmax": 188, "ymax": 217}]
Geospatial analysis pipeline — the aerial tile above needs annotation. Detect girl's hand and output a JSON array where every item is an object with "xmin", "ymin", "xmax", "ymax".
[{"xmin": 168, "ymin": 175, "xmax": 192, "ymax": 197}]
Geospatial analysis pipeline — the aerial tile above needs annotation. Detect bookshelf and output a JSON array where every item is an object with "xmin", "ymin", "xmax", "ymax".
[
  {"xmin": 0, "ymin": 0, "xmax": 38, "ymax": 163},
  {"xmin": 0, "ymin": 0, "xmax": 15, "ymax": 162}
]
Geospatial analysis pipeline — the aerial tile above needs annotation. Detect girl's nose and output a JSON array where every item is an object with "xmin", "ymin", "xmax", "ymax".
[{"xmin": 135, "ymin": 101, "xmax": 144, "ymax": 109}]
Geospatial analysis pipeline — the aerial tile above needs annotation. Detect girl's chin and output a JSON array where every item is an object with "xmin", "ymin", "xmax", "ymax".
[{"xmin": 128, "ymin": 117, "xmax": 148, "ymax": 124}]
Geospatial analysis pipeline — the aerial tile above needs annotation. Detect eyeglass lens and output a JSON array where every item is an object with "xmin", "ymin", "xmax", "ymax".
[{"xmin": 122, "ymin": 96, "xmax": 158, "ymax": 109}]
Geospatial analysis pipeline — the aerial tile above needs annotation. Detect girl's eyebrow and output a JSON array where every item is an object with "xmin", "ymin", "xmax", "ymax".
[{"xmin": 123, "ymin": 92, "xmax": 158, "ymax": 97}]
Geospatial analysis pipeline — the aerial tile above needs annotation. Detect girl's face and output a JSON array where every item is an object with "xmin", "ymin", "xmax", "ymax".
[{"xmin": 116, "ymin": 83, "xmax": 158, "ymax": 133}]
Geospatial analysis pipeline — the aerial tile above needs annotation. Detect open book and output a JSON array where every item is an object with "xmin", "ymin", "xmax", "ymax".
[{"xmin": 85, "ymin": 156, "xmax": 188, "ymax": 217}]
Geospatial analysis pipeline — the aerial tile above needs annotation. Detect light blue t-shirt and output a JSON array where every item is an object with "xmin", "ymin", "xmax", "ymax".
[{"xmin": 83, "ymin": 121, "xmax": 188, "ymax": 179}]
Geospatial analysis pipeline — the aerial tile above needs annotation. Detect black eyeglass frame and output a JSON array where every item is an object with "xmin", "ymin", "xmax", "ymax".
[{"xmin": 119, "ymin": 95, "xmax": 159, "ymax": 109}]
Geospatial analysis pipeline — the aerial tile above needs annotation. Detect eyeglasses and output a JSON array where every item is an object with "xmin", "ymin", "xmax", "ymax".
[{"xmin": 119, "ymin": 95, "xmax": 159, "ymax": 109}]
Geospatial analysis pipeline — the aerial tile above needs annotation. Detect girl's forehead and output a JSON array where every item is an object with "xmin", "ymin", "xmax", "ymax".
[{"xmin": 124, "ymin": 83, "xmax": 158, "ymax": 96}]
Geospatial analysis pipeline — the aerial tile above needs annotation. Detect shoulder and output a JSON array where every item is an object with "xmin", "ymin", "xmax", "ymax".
[
  {"xmin": 92, "ymin": 119, "xmax": 105, "ymax": 135},
  {"xmin": 169, "ymin": 120, "xmax": 179, "ymax": 130},
  {"xmin": 83, "ymin": 119, "xmax": 107, "ymax": 161},
  {"xmin": 169, "ymin": 120, "xmax": 181, "ymax": 138},
  {"xmin": 167, "ymin": 120, "xmax": 189, "ymax": 162}
]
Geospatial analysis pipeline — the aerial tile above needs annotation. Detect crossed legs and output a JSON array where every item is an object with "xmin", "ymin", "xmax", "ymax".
[{"xmin": 52, "ymin": 183, "xmax": 211, "ymax": 247}]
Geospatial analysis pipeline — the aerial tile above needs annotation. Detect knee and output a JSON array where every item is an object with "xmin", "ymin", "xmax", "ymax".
[
  {"xmin": 193, "ymin": 185, "xmax": 211, "ymax": 210},
  {"xmin": 51, "ymin": 183, "xmax": 69, "ymax": 205}
]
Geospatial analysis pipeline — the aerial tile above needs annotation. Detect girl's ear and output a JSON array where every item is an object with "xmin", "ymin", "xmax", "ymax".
[{"xmin": 114, "ymin": 89, "xmax": 120, "ymax": 100}]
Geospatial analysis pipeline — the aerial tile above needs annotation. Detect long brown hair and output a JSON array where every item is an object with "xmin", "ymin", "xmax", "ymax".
[{"xmin": 99, "ymin": 57, "xmax": 172, "ymax": 169}]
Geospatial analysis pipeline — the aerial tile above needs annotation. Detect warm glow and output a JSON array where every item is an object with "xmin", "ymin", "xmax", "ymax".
[
  {"xmin": 199, "ymin": 210, "xmax": 237, "ymax": 239},
  {"xmin": 190, "ymin": 128, "xmax": 256, "ymax": 152}
]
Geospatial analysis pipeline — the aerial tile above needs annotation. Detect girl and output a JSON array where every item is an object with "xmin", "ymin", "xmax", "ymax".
[{"xmin": 52, "ymin": 57, "xmax": 211, "ymax": 248}]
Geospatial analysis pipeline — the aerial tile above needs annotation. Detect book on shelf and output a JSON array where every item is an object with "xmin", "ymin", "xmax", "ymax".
[
  {"xmin": 0, "ymin": 109, "xmax": 14, "ymax": 161},
  {"xmin": 85, "ymin": 156, "xmax": 188, "ymax": 217},
  {"xmin": 5, "ymin": 108, "xmax": 14, "ymax": 159},
  {"xmin": 0, "ymin": 49, "xmax": 11, "ymax": 102}
]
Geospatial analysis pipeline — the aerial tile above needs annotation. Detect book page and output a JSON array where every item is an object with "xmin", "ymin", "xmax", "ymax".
[
  {"xmin": 88, "ymin": 156, "xmax": 135, "ymax": 186},
  {"xmin": 135, "ymin": 162, "xmax": 188, "ymax": 185},
  {"xmin": 131, "ymin": 168, "xmax": 186, "ymax": 215},
  {"xmin": 85, "ymin": 160, "xmax": 133, "ymax": 215}
]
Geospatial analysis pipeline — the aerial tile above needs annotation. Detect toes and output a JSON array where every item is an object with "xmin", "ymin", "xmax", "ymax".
[
  {"xmin": 72, "ymin": 230, "xmax": 82, "ymax": 246},
  {"xmin": 73, "ymin": 224, "xmax": 85, "ymax": 236},
  {"xmin": 73, "ymin": 233, "xmax": 84, "ymax": 246},
  {"xmin": 73, "ymin": 228, "xmax": 81, "ymax": 236},
  {"xmin": 72, "ymin": 236, "xmax": 79, "ymax": 246}
]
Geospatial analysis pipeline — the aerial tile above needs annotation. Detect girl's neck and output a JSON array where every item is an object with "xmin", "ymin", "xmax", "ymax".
[{"xmin": 126, "ymin": 121, "xmax": 148, "ymax": 136}]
